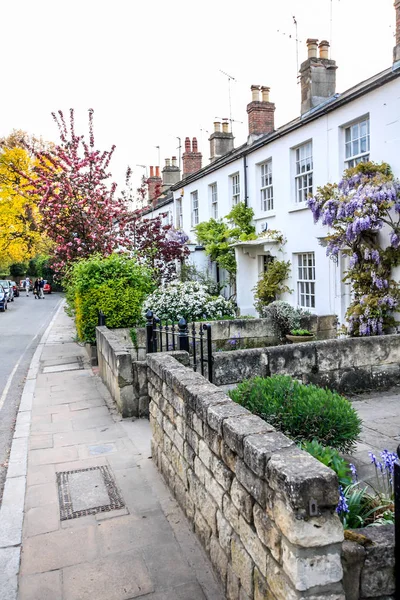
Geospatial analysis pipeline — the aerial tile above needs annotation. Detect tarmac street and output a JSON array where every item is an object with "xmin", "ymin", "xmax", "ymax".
[{"xmin": 0, "ymin": 292, "xmax": 63, "ymax": 504}]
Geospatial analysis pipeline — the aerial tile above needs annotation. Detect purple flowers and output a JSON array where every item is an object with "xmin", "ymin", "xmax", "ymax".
[
  {"xmin": 336, "ymin": 486, "xmax": 349, "ymax": 515},
  {"xmin": 369, "ymin": 449, "xmax": 398, "ymax": 495}
]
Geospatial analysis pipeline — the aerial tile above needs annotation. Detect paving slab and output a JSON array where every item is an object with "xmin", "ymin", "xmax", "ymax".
[
  {"xmin": 18, "ymin": 570, "xmax": 62, "ymax": 600},
  {"xmin": 12, "ymin": 307, "xmax": 224, "ymax": 600},
  {"xmin": 0, "ymin": 546, "xmax": 20, "ymax": 600}
]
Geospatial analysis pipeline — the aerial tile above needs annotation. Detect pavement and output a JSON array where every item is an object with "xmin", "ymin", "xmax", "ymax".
[
  {"xmin": 0, "ymin": 303, "xmax": 224, "ymax": 600},
  {"xmin": 0, "ymin": 292, "xmax": 63, "ymax": 504},
  {"xmin": 346, "ymin": 389, "xmax": 400, "ymax": 488}
]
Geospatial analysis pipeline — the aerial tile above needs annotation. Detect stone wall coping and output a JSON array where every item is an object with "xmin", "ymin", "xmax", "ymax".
[{"xmin": 147, "ymin": 352, "xmax": 340, "ymax": 514}]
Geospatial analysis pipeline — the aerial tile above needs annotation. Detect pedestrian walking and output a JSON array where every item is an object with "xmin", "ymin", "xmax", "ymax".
[
  {"xmin": 33, "ymin": 278, "xmax": 40, "ymax": 299},
  {"xmin": 24, "ymin": 275, "xmax": 30, "ymax": 297},
  {"xmin": 39, "ymin": 278, "xmax": 45, "ymax": 299}
]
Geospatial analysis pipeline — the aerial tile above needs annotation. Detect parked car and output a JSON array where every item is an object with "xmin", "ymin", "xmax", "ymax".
[
  {"xmin": 43, "ymin": 281, "xmax": 52, "ymax": 294},
  {"xmin": 0, "ymin": 284, "xmax": 8, "ymax": 312},
  {"xmin": 9, "ymin": 280, "xmax": 19, "ymax": 298},
  {"xmin": 19, "ymin": 279, "xmax": 33, "ymax": 292},
  {"xmin": 0, "ymin": 280, "xmax": 14, "ymax": 302}
]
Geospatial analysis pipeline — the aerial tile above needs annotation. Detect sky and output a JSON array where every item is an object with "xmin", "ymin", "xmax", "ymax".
[{"xmin": 0, "ymin": 0, "xmax": 396, "ymax": 195}]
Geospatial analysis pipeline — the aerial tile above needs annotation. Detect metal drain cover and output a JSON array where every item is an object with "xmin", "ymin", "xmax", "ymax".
[{"xmin": 57, "ymin": 466, "xmax": 124, "ymax": 520}]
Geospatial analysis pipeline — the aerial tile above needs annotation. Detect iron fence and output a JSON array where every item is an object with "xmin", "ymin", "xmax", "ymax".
[{"xmin": 145, "ymin": 310, "xmax": 213, "ymax": 382}]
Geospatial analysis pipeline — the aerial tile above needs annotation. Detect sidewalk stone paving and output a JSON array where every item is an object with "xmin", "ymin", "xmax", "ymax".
[{"xmin": 0, "ymin": 306, "xmax": 224, "ymax": 600}]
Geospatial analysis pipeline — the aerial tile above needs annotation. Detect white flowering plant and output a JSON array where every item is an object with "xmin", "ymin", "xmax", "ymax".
[{"xmin": 144, "ymin": 280, "xmax": 236, "ymax": 322}]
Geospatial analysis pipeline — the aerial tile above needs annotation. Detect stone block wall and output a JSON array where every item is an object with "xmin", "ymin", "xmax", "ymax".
[
  {"xmin": 213, "ymin": 333, "xmax": 400, "ymax": 391},
  {"xmin": 342, "ymin": 526, "xmax": 395, "ymax": 599},
  {"xmin": 148, "ymin": 352, "xmax": 346, "ymax": 600}
]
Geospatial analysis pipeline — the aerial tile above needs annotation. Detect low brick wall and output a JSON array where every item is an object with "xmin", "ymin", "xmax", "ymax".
[
  {"xmin": 96, "ymin": 326, "xmax": 150, "ymax": 417},
  {"xmin": 148, "ymin": 352, "xmax": 346, "ymax": 599},
  {"xmin": 213, "ymin": 333, "xmax": 400, "ymax": 391},
  {"xmin": 342, "ymin": 527, "xmax": 395, "ymax": 599}
]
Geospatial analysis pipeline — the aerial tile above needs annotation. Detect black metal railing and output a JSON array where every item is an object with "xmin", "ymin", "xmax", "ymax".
[
  {"xmin": 145, "ymin": 310, "xmax": 213, "ymax": 382},
  {"xmin": 395, "ymin": 445, "xmax": 400, "ymax": 599}
]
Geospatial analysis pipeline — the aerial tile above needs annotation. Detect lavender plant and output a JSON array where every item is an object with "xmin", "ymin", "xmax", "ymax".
[{"xmin": 308, "ymin": 162, "xmax": 400, "ymax": 336}]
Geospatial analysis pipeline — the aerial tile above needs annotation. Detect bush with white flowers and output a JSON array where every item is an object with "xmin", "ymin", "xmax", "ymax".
[{"xmin": 144, "ymin": 280, "xmax": 236, "ymax": 322}]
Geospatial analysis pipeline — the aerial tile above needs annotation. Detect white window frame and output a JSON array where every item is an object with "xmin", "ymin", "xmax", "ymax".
[
  {"xmin": 210, "ymin": 183, "xmax": 218, "ymax": 219},
  {"xmin": 296, "ymin": 252, "xmax": 316, "ymax": 309},
  {"xmin": 260, "ymin": 160, "xmax": 273, "ymax": 212},
  {"xmin": 294, "ymin": 141, "xmax": 313, "ymax": 204},
  {"xmin": 191, "ymin": 191, "xmax": 199, "ymax": 227},
  {"xmin": 176, "ymin": 198, "xmax": 183, "ymax": 229},
  {"xmin": 344, "ymin": 117, "xmax": 370, "ymax": 168},
  {"xmin": 231, "ymin": 173, "xmax": 240, "ymax": 206}
]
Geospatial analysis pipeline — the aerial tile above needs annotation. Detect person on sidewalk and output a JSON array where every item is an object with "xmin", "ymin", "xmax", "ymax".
[
  {"xmin": 39, "ymin": 277, "xmax": 45, "ymax": 299},
  {"xmin": 33, "ymin": 278, "xmax": 40, "ymax": 299},
  {"xmin": 24, "ymin": 275, "xmax": 30, "ymax": 297}
]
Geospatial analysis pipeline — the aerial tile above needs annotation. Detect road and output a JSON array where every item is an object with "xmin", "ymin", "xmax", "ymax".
[{"xmin": 0, "ymin": 291, "xmax": 63, "ymax": 503}]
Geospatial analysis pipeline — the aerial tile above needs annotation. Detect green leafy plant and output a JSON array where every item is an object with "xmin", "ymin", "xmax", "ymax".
[
  {"xmin": 65, "ymin": 253, "xmax": 155, "ymax": 343},
  {"xmin": 129, "ymin": 328, "xmax": 138, "ymax": 350},
  {"xmin": 253, "ymin": 259, "xmax": 292, "ymax": 310},
  {"xmin": 261, "ymin": 300, "xmax": 310, "ymax": 338},
  {"xmin": 229, "ymin": 375, "xmax": 362, "ymax": 452},
  {"xmin": 195, "ymin": 202, "xmax": 256, "ymax": 283},
  {"xmin": 300, "ymin": 440, "xmax": 352, "ymax": 487},
  {"xmin": 290, "ymin": 329, "xmax": 313, "ymax": 336},
  {"xmin": 340, "ymin": 484, "xmax": 394, "ymax": 529}
]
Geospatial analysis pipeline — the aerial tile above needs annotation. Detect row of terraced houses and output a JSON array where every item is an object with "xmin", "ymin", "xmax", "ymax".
[{"xmin": 140, "ymin": 1, "xmax": 400, "ymax": 324}]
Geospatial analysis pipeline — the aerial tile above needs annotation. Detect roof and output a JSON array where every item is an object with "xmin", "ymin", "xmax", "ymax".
[
  {"xmin": 230, "ymin": 238, "xmax": 279, "ymax": 248},
  {"xmin": 171, "ymin": 64, "xmax": 400, "ymax": 191}
]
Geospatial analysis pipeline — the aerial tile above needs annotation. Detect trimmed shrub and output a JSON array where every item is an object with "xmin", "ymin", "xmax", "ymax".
[
  {"xmin": 144, "ymin": 279, "xmax": 235, "ymax": 322},
  {"xmin": 262, "ymin": 300, "xmax": 310, "ymax": 338},
  {"xmin": 66, "ymin": 254, "xmax": 155, "ymax": 343},
  {"xmin": 228, "ymin": 375, "xmax": 362, "ymax": 452}
]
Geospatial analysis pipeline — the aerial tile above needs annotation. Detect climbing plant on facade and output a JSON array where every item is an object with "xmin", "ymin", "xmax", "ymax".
[{"xmin": 308, "ymin": 162, "xmax": 400, "ymax": 336}]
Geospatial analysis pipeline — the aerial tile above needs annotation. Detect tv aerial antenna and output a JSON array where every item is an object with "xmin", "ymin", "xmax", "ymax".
[{"xmin": 219, "ymin": 69, "xmax": 237, "ymax": 134}]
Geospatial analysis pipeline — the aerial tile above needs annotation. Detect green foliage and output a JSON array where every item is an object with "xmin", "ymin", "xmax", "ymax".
[
  {"xmin": 290, "ymin": 329, "xmax": 313, "ymax": 336},
  {"xmin": 195, "ymin": 202, "xmax": 256, "ymax": 279},
  {"xmin": 9, "ymin": 262, "xmax": 27, "ymax": 277},
  {"xmin": 261, "ymin": 300, "xmax": 310, "ymax": 338},
  {"xmin": 300, "ymin": 440, "xmax": 352, "ymax": 487},
  {"xmin": 66, "ymin": 253, "xmax": 155, "ymax": 343},
  {"xmin": 253, "ymin": 259, "xmax": 291, "ymax": 310},
  {"xmin": 129, "ymin": 328, "xmax": 138, "ymax": 350},
  {"xmin": 340, "ymin": 484, "xmax": 394, "ymax": 529},
  {"xmin": 229, "ymin": 375, "xmax": 362, "ymax": 452}
]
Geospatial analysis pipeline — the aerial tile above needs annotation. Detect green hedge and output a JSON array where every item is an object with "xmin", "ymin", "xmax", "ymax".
[
  {"xmin": 228, "ymin": 375, "xmax": 361, "ymax": 452},
  {"xmin": 66, "ymin": 254, "xmax": 155, "ymax": 343}
]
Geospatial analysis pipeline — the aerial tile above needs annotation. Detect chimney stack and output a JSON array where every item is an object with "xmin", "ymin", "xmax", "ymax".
[
  {"xmin": 147, "ymin": 166, "xmax": 162, "ymax": 203},
  {"xmin": 182, "ymin": 137, "xmax": 202, "ymax": 177},
  {"xmin": 246, "ymin": 85, "xmax": 275, "ymax": 143},
  {"xmin": 162, "ymin": 156, "xmax": 181, "ymax": 191},
  {"xmin": 300, "ymin": 38, "xmax": 337, "ymax": 115},
  {"xmin": 209, "ymin": 118, "xmax": 234, "ymax": 162},
  {"xmin": 394, "ymin": 0, "xmax": 400, "ymax": 64}
]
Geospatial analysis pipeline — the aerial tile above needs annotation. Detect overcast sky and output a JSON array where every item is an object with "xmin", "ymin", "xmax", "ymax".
[{"xmin": 1, "ymin": 0, "xmax": 396, "ymax": 194}]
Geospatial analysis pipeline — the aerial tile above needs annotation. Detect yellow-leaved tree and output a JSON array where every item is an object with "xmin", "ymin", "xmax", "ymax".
[{"xmin": 0, "ymin": 131, "xmax": 51, "ymax": 270}]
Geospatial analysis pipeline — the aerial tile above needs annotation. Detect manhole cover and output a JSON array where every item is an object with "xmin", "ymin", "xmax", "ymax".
[{"xmin": 56, "ymin": 466, "xmax": 124, "ymax": 520}]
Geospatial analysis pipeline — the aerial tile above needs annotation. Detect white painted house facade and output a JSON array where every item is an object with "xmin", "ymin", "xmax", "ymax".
[{"xmin": 143, "ymin": 6, "xmax": 400, "ymax": 324}]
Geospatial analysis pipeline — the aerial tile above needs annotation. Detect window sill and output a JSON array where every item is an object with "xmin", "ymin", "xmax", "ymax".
[
  {"xmin": 288, "ymin": 204, "xmax": 310, "ymax": 214},
  {"xmin": 261, "ymin": 211, "xmax": 276, "ymax": 218}
]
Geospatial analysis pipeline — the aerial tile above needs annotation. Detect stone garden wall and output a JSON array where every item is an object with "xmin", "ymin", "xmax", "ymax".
[
  {"xmin": 342, "ymin": 527, "xmax": 395, "ymax": 599},
  {"xmin": 96, "ymin": 326, "xmax": 149, "ymax": 417},
  {"xmin": 213, "ymin": 333, "xmax": 400, "ymax": 391},
  {"xmin": 148, "ymin": 352, "xmax": 346, "ymax": 599}
]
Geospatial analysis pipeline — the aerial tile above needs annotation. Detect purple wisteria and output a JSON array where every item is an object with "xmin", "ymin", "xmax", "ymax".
[{"xmin": 307, "ymin": 162, "xmax": 400, "ymax": 336}]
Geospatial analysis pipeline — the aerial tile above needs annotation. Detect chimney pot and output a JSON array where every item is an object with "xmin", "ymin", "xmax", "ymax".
[
  {"xmin": 214, "ymin": 121, "xmax": 221, "ymax": 133},
  {"xmin": 165, "ymin": 158, "xmax": 170, "ymax": 167},
  {"xmin": 171, "ymin": 156, "xmax": 177, "ymax": 166},
  {"xmin": 192, "ymin": 137, "xmax": 198, "ymax": 152},
  {"xmin": 149, "ymin": 166, "xmax": 154, "ymax": 178},
  {"xmin": 319, "ymin": 40, "xmax": 330, "ymax": 59},
  {"xmin": 306, "ymin": 38, "xmax": 319, "ymax": 58},
  {"xmin": 184, "ymin": 137, "xmax": 191, "ymax": 152},
  {"xmin": 261, "ymin": 86, "xmax": 270, "ymax": 102},
  {"xmin": 155, "ymin": 166, "xmax": 160, "ymax": 177},
  {"xmin": 222, "ymin": 119, "xmax": 229, "ymax": 133},
  {"xmin": 251, "ymin": 85, "xmax": 260, "ymax": 101}
]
